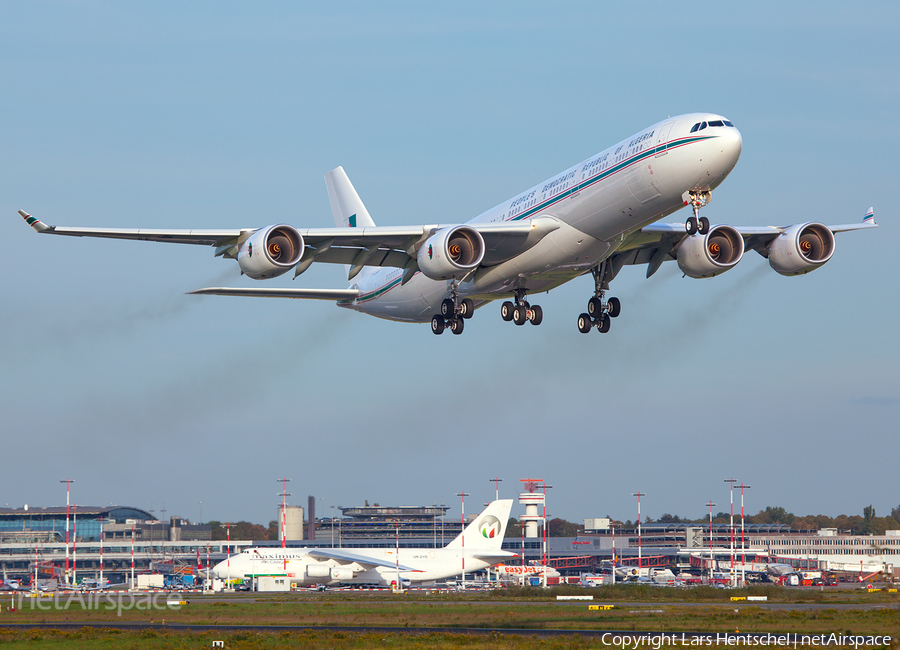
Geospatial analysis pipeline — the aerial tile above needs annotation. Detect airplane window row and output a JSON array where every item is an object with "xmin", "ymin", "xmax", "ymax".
[{"xmin": 689, "ymin": 119, "xmax": 735, "ymax": 133}]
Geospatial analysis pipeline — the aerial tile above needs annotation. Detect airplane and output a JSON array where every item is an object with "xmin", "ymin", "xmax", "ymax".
[
  {"xmin": 0, "ymin": 564, "xmax": 28, "ymax": 592},
  {"xmin": 211, "ymin": 499, "xmax": 515, "ymax": 587},
  {"xmin": 494, "ymin": 563, "xmax": 560, "ymax": 579},
  {"xmin": 19, "ymin": 113, "xmax": 878, "ymax": 336},
  {"xmin": 78, "ymin": 577, "xmax": 128, "ymax": 591}
]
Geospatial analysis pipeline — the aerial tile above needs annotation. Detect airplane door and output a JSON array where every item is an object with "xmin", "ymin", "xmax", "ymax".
[{"xmin": 654, "ymin": 121, "xmax": 674, "ymax": 157}]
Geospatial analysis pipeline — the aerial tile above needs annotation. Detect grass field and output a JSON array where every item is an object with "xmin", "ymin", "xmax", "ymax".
[{"xmin": 0, "ymin": 585, "xmax": 896, "ymax": 648}]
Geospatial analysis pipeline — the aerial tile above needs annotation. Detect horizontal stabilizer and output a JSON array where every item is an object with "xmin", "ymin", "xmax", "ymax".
[{"xmin": 188, "ymin": 287, "xmax": 359, "ymax": 301}]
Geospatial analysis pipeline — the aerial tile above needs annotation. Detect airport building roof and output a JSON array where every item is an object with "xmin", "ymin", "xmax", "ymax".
[
  {"xmin": 0, "ymin": 505, "xmax": 153, "ymax": 520},
  {"xmin": 339, "ymin": 506, "xmax": 450, "ymax": 520},
  {"xmin": 0, "ymin": 505, "xmax": 156, "ymax": 544}
]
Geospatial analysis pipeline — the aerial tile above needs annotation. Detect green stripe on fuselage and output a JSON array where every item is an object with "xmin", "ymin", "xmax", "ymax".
[{"xmin": 509, "ymin": 135, "xmax": 715, "ymax": 222}]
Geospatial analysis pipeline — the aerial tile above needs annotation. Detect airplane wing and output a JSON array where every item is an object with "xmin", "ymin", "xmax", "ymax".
[
  {"xmin": 608, "ymin": 208, "xmax": 879, "ymax": 279},
  {"xmin": 306, "ymin": 548, "xmax": 420, "ymax": 572},
  {"xmin": 19, "ymin": 210, "xmax": 554, "ymax": 274},
  {"xmin": 188, "ymin": 287, "xmax": 359, "ymax": 301}
]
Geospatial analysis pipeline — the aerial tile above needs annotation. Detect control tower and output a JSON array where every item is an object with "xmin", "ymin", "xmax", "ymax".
[{"xmin": 518, "ymin": 478, "xmax": 545, "ymax": 538}]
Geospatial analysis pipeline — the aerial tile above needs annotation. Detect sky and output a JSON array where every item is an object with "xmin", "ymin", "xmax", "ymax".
[{"xmin": 1, "ymin": 1, "xmax": 897, "ymax": 531}]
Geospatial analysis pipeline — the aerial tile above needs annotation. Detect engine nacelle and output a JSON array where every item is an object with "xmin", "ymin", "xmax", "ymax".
[
  {"xmin": 677, "ymin": 225, "xmax": 745, "ymax": 278},
  {"xmin": 330, "ymin": 567, "xmax": 354, "ymax": 581},
  {"xmin": 306, "ymin": 564, "xmax": 330, "ymax": 579},
  {"xmin": 767, "ymin": 222, "xmax": 835, "ymax": 276},
  {"xmin": 237, "ymin": 224, "xmax": 304, "ymax": 280},
  {"xmin": 417, "ymin": 226, "xmax": 485, "ymax": 280}
]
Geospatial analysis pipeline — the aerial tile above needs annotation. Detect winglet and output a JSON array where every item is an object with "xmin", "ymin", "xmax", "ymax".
[
  {"xmin": 18, "ymin": 210, "xmax": 53, "ymax": 233},
  {"xmin": 863, "ymin": 207, "xmax": 875, "ymax": 225}
]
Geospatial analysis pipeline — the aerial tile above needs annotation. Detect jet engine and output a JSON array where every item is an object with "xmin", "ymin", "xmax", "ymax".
[
  {"xmin": 417, "ymin": 226, "xmax": 485, "ymax": 280},
  {"xmin": 237, "ymin": 224, "xmax": 304, "ymax": 280},
  {"xmin": 767, "ymin": 222, "xmax": 835, "ymax": 276},
  {"xmin": 677, "ymin": 224, "xmax": 744, "ymax": 278},
  {"xmin": 330, "ymin": 567, "xmax": 354, "ymax": 580},
  {"xmin": 306, "ymin": 565, "xmax": 330, "ymax": 578}
]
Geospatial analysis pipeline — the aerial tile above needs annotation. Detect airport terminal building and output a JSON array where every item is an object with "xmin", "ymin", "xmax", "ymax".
[{"xmin": 1, "ymin": 504, "xmax": 897, "ymax": 584}]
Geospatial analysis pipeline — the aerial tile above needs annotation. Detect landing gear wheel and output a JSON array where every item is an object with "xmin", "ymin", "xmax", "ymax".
[
  {"xmin": 431, "ymin": 315, "xmax": 445, "ymax": 335},
  {"xmin": 460, "ymin": 298, "xmax": 475, "ymax": 319},
  {"xmin": 440, "ymin": 299, "xmax": 455, "ymax": 318},
  {"xmin": 597, "ymin": 313, "xmax": 611, "ymax": 333},
  {"xmin": 686, "ymin": 217, "xmax": 699, "ymax": 235},
  {"xmin": 588, "ymin": 296, "xmax": 603, "ymax": 318},
  {"xmin": 500, "ymin": 301, "xmax": 514, "ymax": 321},
  {"xmin": 513, "ymin": 306, "xmax": 527, "ymax": 326},
  {"xmin": 528, "ymin": 305, "xmax": 543, "ymax": 326},
  {"xmin": 699, "ymin": 216, "xmax": 710, "ymax": 235},
  {"xmin": 449, "ymin": 318, "xmax": 464, "ymax": 335},
  {"xmin": 577, "ymin": 313, "xmax": 592, "ymax": 334},
  {"xmin": 607, "ymin": 297, "xmax": 621, "ymax": 318}
]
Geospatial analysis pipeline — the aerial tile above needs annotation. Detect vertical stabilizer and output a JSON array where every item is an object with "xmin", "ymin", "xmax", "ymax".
[
  {"xmin": 324, "ymin": 167, "xmax": 378, "ymax": 280},
  {"xmin": 324, "ymin": 166, "xmax": 376, "ymax": 229},
  {"xmin": 445, "ymin": 499, "xmax": 513, "ymax": 550}
]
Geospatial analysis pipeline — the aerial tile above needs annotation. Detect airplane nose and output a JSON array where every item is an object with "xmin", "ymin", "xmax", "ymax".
[{"xmin": 724, "ymin": 125, "xmax": 743, "ymax": 163}]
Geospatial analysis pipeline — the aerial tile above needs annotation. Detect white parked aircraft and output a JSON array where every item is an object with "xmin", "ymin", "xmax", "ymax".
[
  {"xmin": 211, "ymin": 500, "xmax": 514, "ymax": 587},
  {"xmin": 494, "ymin": 563, "xmax": 560, "ymax": 580},
  {"xmin": 19, "ymin": 113, "xmax": 877, "ymax": 335},
  {"xmin": 0, "ymin": 564, "xmax": 28, "ymax": 592}
]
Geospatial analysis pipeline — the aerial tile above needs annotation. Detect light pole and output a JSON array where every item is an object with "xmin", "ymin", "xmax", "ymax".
[
  {"xmin": 706, "ymin": 501, "xmax": 716, "ymax": 583},
  {"xmin": 338, "ymin": 505, "xmax": 342, "ymax": 548},
  {"xmin": 60, "ymin": 479, "xmax": 74, "ymax": 586},
  {"xmin": 456, "ymin": 492, "xmax": 469, "ymax": 589},
  {"xmin": 725, "ymin": 478, "xmax": 737, "ymax": 586},
  {"xmin": 99, "ymin": 515, "xmax": 104, "ymax": 587},
  {"xmin": 331, "ymin": 504, "xmax": 335, "ymax": 546},
  {"xmin": 489, "ymin": 477, "xmax": 503, "ymax": 502},
  {"xmin": 536, "ymin": 483, "xmax": 552, "ymax": 587},
  {"xmin": 611, "ymin": 521, "xmax": 616, "ymax": 585},
  {"xmin": 394, "ymin": 519, "xmax": 401, "ymax": 591},
  {"xmin": 277, "ymin": 478, "xmax": 291, "ymax": 573},
  {"xmin": 632, "ymin": 492, "xmax": 645, "ymax": 569},
  {"xmin": 737, "ymin": 483, "xmax": 750, "ymax": 586},
  {"xmin": 199, "ymin": 501, "xmax": 202, "ymax": 525},
  {"xmin": 225, "ymin": 523, "xmax": 232, "ymax": 589},
  {"xmin": 72, "ymin": 504, "xmax": 77, "ymax": 587},
  {"xmin": 130, "ymin": 523, "xmax": 135, "ymax": 590}
]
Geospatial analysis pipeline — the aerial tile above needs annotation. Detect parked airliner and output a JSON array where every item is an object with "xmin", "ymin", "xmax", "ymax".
[
  {"xmin": 211, "ymin": 500, "xmax": 514, "ymax": 587},
  {"xmin": 20, "ymin": 113, "xmax": 877, "ymax": 335}
]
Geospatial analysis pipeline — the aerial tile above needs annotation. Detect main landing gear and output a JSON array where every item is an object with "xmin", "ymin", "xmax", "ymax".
[
  {"xmin": 500, "ymin": 289, "xmax": 543, "ymax": 327},
  {"xmin": 431, "ymin": 280, "xmax": 475, "ymax": 335},
  {"xmin": 577, "ymin": 264, "xmax": 621, "ymax": 334},
  {"xmin": 684, "ymin": 190, "xmax": 712, "ymax": 235}
]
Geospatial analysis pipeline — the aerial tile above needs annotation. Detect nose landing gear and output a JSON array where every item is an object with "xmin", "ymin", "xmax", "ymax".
[
  {"xmin": 431, "ymin": 280, "xmax": 475, "ymax": 335},
  {"xmin": 684, "ymin": 190, "xmax": 712, "ymax": 235},
  {"xmin": 500, "ymin": 289, "xmax": 542, "ymax": 327}
]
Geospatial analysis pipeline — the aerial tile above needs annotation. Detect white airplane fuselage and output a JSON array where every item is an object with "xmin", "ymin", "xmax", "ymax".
[
  {"xmin": 344, "ymin": 113, "xmax": 742, "ymax": 322},
  {"xmin": 213, "ymin": 547, "xmax": 507, "ymax": 587}
]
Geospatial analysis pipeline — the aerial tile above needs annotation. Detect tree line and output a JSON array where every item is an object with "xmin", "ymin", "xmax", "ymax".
[{"xmin": 637, "ymin": 504, "xmax": 900, "ymax": 535}]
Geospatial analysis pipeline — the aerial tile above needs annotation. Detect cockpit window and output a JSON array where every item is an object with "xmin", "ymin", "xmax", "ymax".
[
  {"xmin": 708, "ymin": 120, "xmax": 724, "ymax": 127},
  {"xmin": 699, "ymin": 122, "xmax": 707, "ymax": 130},
  {"xmin": 723, "ymin": 120, "xmax": 734, "ymax": 127},
  {"xmin": 690, "ymin": 123, "xmax": 700, "ymax": 133}
]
